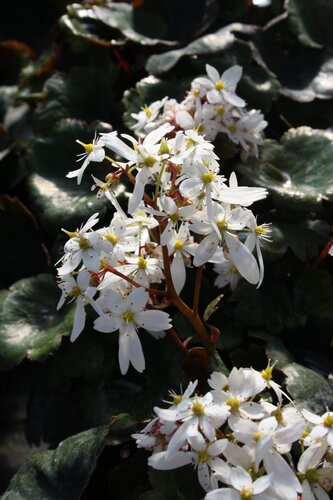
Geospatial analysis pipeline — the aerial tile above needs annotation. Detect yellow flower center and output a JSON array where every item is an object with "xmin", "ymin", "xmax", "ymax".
[
  {"xmin": 216, "ymin": 106, "xmax": 225, "ymax": 116},
  {"xmin": 172, "ymin": 394, "xmax": 183, "ymax": 405},
  {"xmin": 70, "ymin": 285, "xmax": 82, "ymax": 297},
  {"xmin": 159, "ymin": 138, "xmax": 170, "ymax": 155},
  {"xmin": 261, "ymin": 366, "xmax": 273, "ymax": 381},
  {"xmin": 255, "ymin": 225, "xmax": 268, "ymax": 235},
  {"xmin": 198, "ymin": 449, "xmax": 210, "ymax": 463},
  {"xmin": 271, "ymin": 408, "xmax": 284, "ymax": 424},
  {"xmin": 226, "ymin": 396, "xmax": 240, "ymax": 412},
  {"xmin": 217, "ymin": 219, "xmax": 228, "ymax": 231},
  {"xmin": 79, "ymin": 236, "xmax": 91, "ymax": 249},
  {"xmin": 191, "ymin": 401, "xmax": 205, "ymax": 416},
  {"xmin": 174, "ymin": 239, "xmax": 184, "ymax": 250},
  {"xmin": 193, "ymin": 88, "xmax": 200, "ymax": 97},
  {"xmin": 137, "ymin": 256, "xmax": 147, "ymax": 270},
  {"xmin": 324, "ymin": 414, "xmax": 333, "ymax": 428},
  {"xmin": 186, "ymin": 138, "xmax": 198, "ymax": 149},
  {"xmin": 228, "ymin": 124, "xmax": 238, "ymax": 134},
  {"xmin": 170, "ymin": 213, "xmax": 180, "ymax": 223},
  {"xmin": 230, "ymin": 266, "xmax": 238, "ymax": 274},
  {"xmin": 253, "ymin": 431, "xmax": 263, "ymax": 442},
  {"xmin": 122, "ymin": 310, "xmax": 135, "ymax": 323},
  {"xmin": 106, "ymin": 233, "xmax": 118, "ymax": 245},
  {"xmin": 201, "ymin": 172, "xmax": 215, "ymax": 184},
  {"xmin": 63, "ymin": 230, "xmax": 79, "ymax": 239},
  {"xmin": 240, "ymin": 487, "xmax": 253, "ymax": 499},
  {"xmin": 144, "ymin": 155, "xmax": 156, "ymax": 168},
  {"xmin": 143, "ymin": 106, "xmax": 153, "ymax": 117},
  {"xmin": 215, "ymin": 80, "xmax": 225, "ymax": 91},
  {"xmin": 305, "ymin": 468, "xmax": 321, "ymax": 484},
  {"xmin": 76, "ymin": 139, "xmax": 94, "ymax": 153}
]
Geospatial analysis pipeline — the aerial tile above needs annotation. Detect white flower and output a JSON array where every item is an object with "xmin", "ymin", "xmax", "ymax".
[
  {"xmin": 167, "ymin": 223, "xmax": 197, "ymax": 294},
  {"xmin": 229, "ymin": 413, "xmax": 304, "ymax": 467},
  {"xmin": 57, "ymin": 213, "xmax": 102, "ymax": 275},
  {"xmin": 131, "ymin": 97, "xmax": 168, "ymax": 135},
  {"xmin": 57, "ymin": 270, "xmax": 102, "ymax": 342},
  {"xmin": 263, "ymin": 448, "xmax": 302, "ymax": 499},
  {"xmin": 154, "ymin": 391, "xmax": 229, "ymax": 459},
  {"xmin": 298, "ymin": 441, "xmax": 331, "ymax": 500},
  {"xmin": 194, "ymin": 64, "xmax": 245, "ymax": 107},
  {"xmin": 94, "ymin": 287, "xmax": 172, "ymax": 374},
  {"xmin": 213, "ymin": 259, "xmax": 242, "ymax": 290},
  {"xmin": 205, "ymin": 465, "xmax": 273, "ymax": 499},
  {"xmin": 189, "ymin": 433, "xmax": 228, "ymax": 492},
  {"xmin": 96, "ymin": 212, "xmax": 138, "ymax": 266},
  {"xmin": 245, "ymin": 214, "xmax": 271, "ymax": 287},
  {"xmin": 302, "ymin": 409, "xmax": 333, "ymax": 447},
  {"xmin": 91, "ymin": 174, "xmax": 127, "ymax": 218},
  {"xmin": 149, "ymin": 195, "xmax": 196, "ymax": 246},
  {"xmin": 132, "ymin": 417, "xmax": 176, "ymax": 452},
  {"xmin": 67, "ymin": 134, "xmax": 105, "ymax": 184},
  {"xmin": 101, "ymin": 124, "xmax": 173, "ymax": 214},
  {"xmin": 98, "ymin": 254, "xmax": 164, "ymax": 290},
  {"xmin": 209, "ymin": 367, "xmax": 267, "ymax": 420},
  {"xmin": 190, "ymin": 203, "xmax": 260, "ymax": 286},
  {"xmin": 150, "ymin": 433, "xmax": 228, "ymax": 493}
]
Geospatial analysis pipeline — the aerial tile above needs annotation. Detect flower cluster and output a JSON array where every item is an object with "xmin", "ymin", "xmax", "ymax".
[
  {"xmin": 129, "ymin": 65, "xmax": 267, "ymax": 158},
  {"xmin": 55, "ymin": 65, "xmax": 271, "ymax": 374},
  {"xmin": 133, "ymin": 366, "xmax": 333, "ymax": 499}
]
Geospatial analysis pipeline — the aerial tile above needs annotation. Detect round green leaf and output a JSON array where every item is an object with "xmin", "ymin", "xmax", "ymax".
[
  {"xmin": 239, "ymin": 127, "xmax": 333, "ymax": 212},
  {"xmin": 0, "ymin": 274, "xmax": 73, "ymax": 370},
  {"xmin": 33, "ymin": 66, "xmax": 118, "ymax": 133},
  {"xmin": 284, "ymin": 362, "xmax": 333, "ymax": 414},
  {"xmin": 2, "ymin": 415, "xmax": 134, "ymax": 500},
  {"xmin": 145, "ymin": 23, "xmax": 256, "ymax": 75},
  {"xmin": 287, "ymin": 0, "xmax": 333, "ymax": 48},
  {"xmin": 26, "ymin": 119, "xmax": 111, "ymax": 234},
  {"xmin": 93, "ymin": 3, "xmax": 176, "ymax": 46}
]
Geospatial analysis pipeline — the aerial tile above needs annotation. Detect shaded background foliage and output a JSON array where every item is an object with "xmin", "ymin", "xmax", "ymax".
[{"xmin": 0, "ymin": 0, "xmax": 333, "ymax": 498}]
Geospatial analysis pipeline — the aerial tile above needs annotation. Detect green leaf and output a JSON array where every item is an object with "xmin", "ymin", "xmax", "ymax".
[
  {"xmin": 26, "ymin": 119, "xmax": 111, "ymax": 234},
  {"xmin": 145, "ymin": 23, "xmax": 256, "ymax": 75},
  {"xmin": 268, "ymin": 220, "xmax": 330, "ymax": 261},
  {"xmin": 239, "ymin": 127, "xmax": 333, "ymax": 212},
  {"xmin": 2, "ymin": 415, "xmax": 134, "ymax": 500},
  {"xmin": 33, "ymin": 66, "xmax": 118, "ymax": 133},
  {"xmin": 238, "ymin": 65, "xmax": 280, "ymax": 112},
  {"xmin": 204, "ymin": 294, "xmax": 223, "ymax": 322},
  {"xmin": 280, "ymin": 52, "xmax": 333, "ymax": 102},
  {"xmin": 287, "ymin": 0, "xmax": 333, "ymax": 48},
  {"xmin": 93, "ymin": 3, "xmax": 176, "ymax": 46},
  {"xmin": 26, "ymin": 333, "xmax": 184, "ymax": 444},
  {"xmin": 283, "ymin": 362, "xmax": 333, "ymax": 414},
  {"xmin": 231, "ymin": 280, "xmax": 299, "ymax": 334},
  {"xmin": 145, "ymin": 24, "xmax": 279, "ymax": 111},
  {"xmin": 147, "ymin": 466, "xmax": 204, "ymax": 500},
  {"xmin": 0, "ymin": 274, "xmax": 73, "ymax": 370},
  {"xmin": 0, "ymin": 195, "xmax": 49, "ymax": 285},
  {"xmin": 254, "ymin": 24, "xmax": 333, "ymax": 103},
  {"xmin": 294, "ymin": 269, "xmax": 333, "ymax": 318}
]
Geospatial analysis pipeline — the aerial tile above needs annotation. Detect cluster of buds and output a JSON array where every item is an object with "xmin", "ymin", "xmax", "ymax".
[
  {"xmin": 133, "ymin": 366, "xmax": 333, "ymax": 499},
  {"xmin": 129, "ymin": 64, "xmax": 267, "ymax": 158}
]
